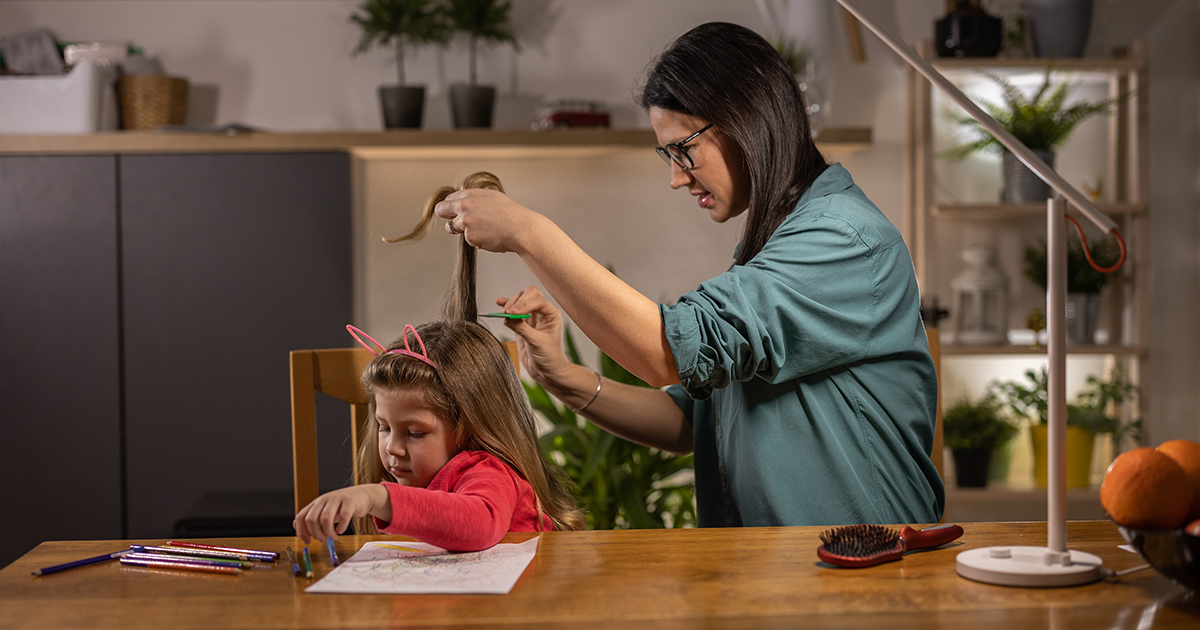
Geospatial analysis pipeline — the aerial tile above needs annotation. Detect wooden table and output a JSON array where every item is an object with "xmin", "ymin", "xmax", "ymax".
[{"xmin": 1, "ymin": 522, "xmax": 1196, "ymax": 629}]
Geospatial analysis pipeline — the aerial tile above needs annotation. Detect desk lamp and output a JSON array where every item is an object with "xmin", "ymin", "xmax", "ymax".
[{"xmin": 835, "ymin": 0, "xmax": 1127, "ymax": 586}]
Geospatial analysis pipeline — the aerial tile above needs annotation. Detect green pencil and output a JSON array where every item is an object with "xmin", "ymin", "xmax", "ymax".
[
  {"xmin": 481, "ymin": 312, "xmax": 530, "ymax": 319},
  {"xmin": 302, "ymin": 546, "xmax": 314, "ymax": 579}
]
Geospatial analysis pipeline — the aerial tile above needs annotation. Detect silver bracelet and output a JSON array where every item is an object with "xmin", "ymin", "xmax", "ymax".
[{"xmin": 572, "ymin": 370, "xmax": 603, "ymax": 414}]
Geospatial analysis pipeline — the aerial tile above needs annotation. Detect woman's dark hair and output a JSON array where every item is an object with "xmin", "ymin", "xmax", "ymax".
[{"xmin": 639, "ymin": 22, "xmax": 828, "ymax": 266}]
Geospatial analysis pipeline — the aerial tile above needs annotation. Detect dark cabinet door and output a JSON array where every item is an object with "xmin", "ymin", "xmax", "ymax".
[
  {"xmin": 0, "ymin": 156, "xmax": 122, "ymax": 567},
  {"xmin": 119, "ymin": 153, "xmax": 352, "ymax": 538}
]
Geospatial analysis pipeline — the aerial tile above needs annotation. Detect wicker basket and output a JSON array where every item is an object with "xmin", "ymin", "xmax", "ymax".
[{"xmin": 118, "ymin": 75, "xmax": 189, "ymax": 130}]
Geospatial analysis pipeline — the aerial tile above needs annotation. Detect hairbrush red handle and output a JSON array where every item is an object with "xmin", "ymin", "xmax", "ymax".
[{"xmin": 899, "ymin": 523, "xmax": 963, "ymax": 551}]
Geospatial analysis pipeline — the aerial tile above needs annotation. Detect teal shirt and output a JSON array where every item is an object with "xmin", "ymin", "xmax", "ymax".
[{"xmin": 662, "ymin": 164, "xmax": 944, "ymax": 527}]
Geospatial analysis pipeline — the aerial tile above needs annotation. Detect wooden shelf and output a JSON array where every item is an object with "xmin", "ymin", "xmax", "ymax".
[
  {"xmin": 0, "ymin": 126, "xmax": 872, "ymax": 157},
  {"xmin": 931, "ymin": 56, "xmax": 1143, "ymax": 72},
  {"xmin": 941, "ymin": 343, "xmax": 1145, "ymax": 357},
  {"xmin": 932, "ymin": 202, "xmax": 1147, "ymax": 220}
]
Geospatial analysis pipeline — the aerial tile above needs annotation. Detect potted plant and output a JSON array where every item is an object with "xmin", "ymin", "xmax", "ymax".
[
  {"xmin": 350, "ymin": 0, "xmax": 450, "ymax": 129},
  {"xmin": 992, "ymin": 367, "xmax": 1140, "ymax": 488},
  {"xmin": 444, "ymin": 0, "xmax": 517, "ymax": 128},
  {"xmin": 943, "ymin": 394, "xmax": 1018, "ymax": 487},
  {"xmin": 943, "ymin": 67, "xmax": 1114, "ymax": 203},
  {"xmin": 1023, "ymin": 233, "xmax": 1120, "ymax": 344},
  {"xmin": 524, "ymin": 325, "xmax": 696, "ymax": 530}
]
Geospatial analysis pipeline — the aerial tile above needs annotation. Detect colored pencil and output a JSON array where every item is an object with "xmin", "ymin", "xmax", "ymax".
[
  {"xmin": 32, "ymin": 550, "xmax": 127, "ymax": 576},
  {"xmin": 124, "ymin": 552, "xmax": 244, "ymax": 569},
  {"xmin": 327, "ymin": 537, "xmax": 340, "ymax": 567},
  {"xmin": 165, "ymin": 541, "xmax": 278, "ymax": 561},
  {"xmin": 285, "ymin": 547, "xmax": 301, "ymax": 576},
  {"xmin": 119, "ymin": 557, "xmax": 241, "ymax": 575},
  {"xmin": 130, "ymin": 544, "xmax": 258, "ymax": 563},
  {"xmin": 302, "ymin": 546, "xmax": 314, "ymax": 579},
  {"xmin": 481, "ymin": 312, "xmax": 531, "ymax": 319}
]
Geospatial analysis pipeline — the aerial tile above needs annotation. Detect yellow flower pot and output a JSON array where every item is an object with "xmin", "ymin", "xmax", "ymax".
[{"xmin": 1030, "ymin": 424, "xmax": 1096, "ymax": 488}]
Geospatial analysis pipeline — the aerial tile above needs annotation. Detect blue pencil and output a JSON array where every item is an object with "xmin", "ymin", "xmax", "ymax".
[
  {"xmin": 327, "ymin": 537, "xmax": 340, "ymax": 567},
  {"xmin": 32, "ymin": 550, "xmax": 127, "ymax": 576},
  {"xmin": 285, "ymin": 546, "xmax": 301, "ymax": 576}
]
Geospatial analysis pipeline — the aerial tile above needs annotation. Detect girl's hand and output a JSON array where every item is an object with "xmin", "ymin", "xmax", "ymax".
[
  {"xmin": 496, "ymin": 286, "xmax": 573, "ymax": 386},
  {"xmin": 293, "ymin": 484, "xmax": 390, "ymax": 544},
  {"xmin": 433, "ymin": 188, "xmax": 540, "ymax": 254}
]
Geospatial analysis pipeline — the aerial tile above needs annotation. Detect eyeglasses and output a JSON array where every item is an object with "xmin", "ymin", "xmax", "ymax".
[{"xmin": 655, "ymin": 124, "xmax": 713, "ymax": 171}]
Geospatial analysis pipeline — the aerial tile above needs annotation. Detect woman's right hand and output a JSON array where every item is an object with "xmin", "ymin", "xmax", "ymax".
[{"xmin": 496, "ymin": 286, "xmax": 573, "ymax": 387}]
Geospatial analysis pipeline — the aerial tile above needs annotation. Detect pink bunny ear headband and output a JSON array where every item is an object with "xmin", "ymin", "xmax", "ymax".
[{"xmin": 346, "ymin": 324, "xmax": 437, "ymax": 370}]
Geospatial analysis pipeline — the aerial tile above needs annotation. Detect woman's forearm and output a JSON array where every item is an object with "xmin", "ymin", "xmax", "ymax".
[
  {"xmin": 541, "ymin": 362, "xmax": 692, "ymax": 454},
  {"xmin": 515, "ymin": 214, "xmax": 681, "ymax": 386}
]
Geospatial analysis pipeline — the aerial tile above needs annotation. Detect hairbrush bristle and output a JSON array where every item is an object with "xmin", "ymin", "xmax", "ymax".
[{"xmin": 819, "ymin": 524, "xmax": 901, "ymax": 558}]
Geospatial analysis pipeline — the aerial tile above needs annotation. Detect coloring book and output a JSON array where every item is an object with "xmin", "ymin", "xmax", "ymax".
[{"xmin": 305, "ymin": 537, "xmax": 539, "ymax": 595}]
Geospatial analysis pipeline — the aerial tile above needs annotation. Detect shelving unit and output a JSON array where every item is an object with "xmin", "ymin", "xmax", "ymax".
[{"xmin": 903, "ymin": 41, "xmax": 1149, "ymax": 517}]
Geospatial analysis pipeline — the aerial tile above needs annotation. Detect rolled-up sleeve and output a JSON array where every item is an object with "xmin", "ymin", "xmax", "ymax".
[{"xmin": 661, "ymin": 198, "xmax": 887, "ymax": 400}]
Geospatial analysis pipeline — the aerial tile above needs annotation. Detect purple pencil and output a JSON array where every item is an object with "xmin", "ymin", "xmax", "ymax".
[{"xmin": 32, "ymin": 550, "xmax": 128, "ymax": 576}]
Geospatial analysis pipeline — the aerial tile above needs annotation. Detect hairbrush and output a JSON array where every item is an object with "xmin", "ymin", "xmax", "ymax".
[{"xmin": 817, "ymin": 523, "xmax": 964, "ymax": 568}]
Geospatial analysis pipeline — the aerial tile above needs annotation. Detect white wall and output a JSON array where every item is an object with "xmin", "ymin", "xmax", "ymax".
[{"xmin": 3, "ymin": 0, "xmax": 1196, "ymax": 443}]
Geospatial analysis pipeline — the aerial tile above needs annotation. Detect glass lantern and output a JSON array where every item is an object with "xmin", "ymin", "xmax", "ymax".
[{"xmin": 951, "ymin": 247, "xmax": 1009, "ymax": 345}]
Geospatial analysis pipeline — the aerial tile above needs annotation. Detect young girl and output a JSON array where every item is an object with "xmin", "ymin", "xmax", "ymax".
[
  {"xmin": 293, "ymin": 321, "xmax": 585, "ymax": 550},
  {"xmin": 294, "ymin": 171, "xmax": 585, "ymax": 551}
]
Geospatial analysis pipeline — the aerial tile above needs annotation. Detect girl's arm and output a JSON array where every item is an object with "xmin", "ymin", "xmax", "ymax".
[
  {"xmin": 375, "ymin": 455, "xmax": 527, "ymax": 552},
  {"xmin": 293, "ymin": 484, "xmax": 391, "ymax": 544},
  {"xmin": 435, "ymin": 190, "xmax": 680, "ymax": 386}
]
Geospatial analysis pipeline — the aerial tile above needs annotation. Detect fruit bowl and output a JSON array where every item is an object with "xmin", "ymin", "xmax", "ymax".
[{"xmin": 1118, "ymin": 525, "xmax": 1200, "ymax": 591}]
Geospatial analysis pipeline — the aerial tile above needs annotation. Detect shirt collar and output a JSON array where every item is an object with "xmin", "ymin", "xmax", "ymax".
[{"xmin": 795, "ymin": 163, "xmax": 854, "ymax": 208}]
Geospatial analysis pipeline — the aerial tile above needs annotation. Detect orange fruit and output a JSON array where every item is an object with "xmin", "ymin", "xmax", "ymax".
[
  {"xmin": 1157, "ymin": 439, "xmax": 1200, "ymax": 520},
  {"xmin": 1100, "ymin": 447, "xmax": 1191, "ymax": 531}
]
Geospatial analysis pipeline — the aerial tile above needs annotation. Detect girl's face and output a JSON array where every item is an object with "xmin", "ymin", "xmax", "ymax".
[
  {"xmin": 375, "ymin": 388, "xmax": 462, "ymax": 488},
  {"xmin": 649, "ymin": 107, "xmax": 751, "ymax": 224}
]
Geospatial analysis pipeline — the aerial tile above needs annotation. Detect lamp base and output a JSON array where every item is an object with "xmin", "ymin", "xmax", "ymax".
[{"xmin": 957, "ymin": 546, "xmax": 1103, "ymax": 587}]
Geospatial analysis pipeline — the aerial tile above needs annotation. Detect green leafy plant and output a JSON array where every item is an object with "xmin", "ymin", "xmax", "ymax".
[
  {"xmin": 350, "ymin": 0, "xmax": 451, "ymax": 85},
  {"xmin": 990, "ymin": 367, "xmax": 1140, "ymax": 442},
  {"xmin": 944, "ymin": 68, "xmax": 1115, "ymax": 158},
  {"xmin": 771, "ymin": 37, "xmax": 809, "ymax": 76},
  {"xmin": 444, "ymin": 0, "xmax": 518, "ymax": 86},
  {"xmin": 1023, "ymin": 235, "xmax": 1121, "ymax": 294},
  {"xmin": 943, "ymin": 394, "xmax": 1019, "ymax": 452},
  {"xmin": 525, "ymin": 326, "xmax": 696, "ymax": 530}
]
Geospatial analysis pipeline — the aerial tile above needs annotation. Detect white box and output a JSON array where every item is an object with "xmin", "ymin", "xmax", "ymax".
[{"xmin": 0, "ymin": 59, "xmax": 119, "ymax": 134}]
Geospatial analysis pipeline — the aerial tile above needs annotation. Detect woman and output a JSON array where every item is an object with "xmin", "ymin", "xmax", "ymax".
[{"xmin": 434, "ymin": 22, "xmax": 944, "ymax": 527}]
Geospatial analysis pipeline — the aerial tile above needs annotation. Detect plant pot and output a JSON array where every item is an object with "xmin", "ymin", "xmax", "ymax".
[
  {"xmin": 379, "ymin": 85, "xmax": 425, "ymax": 129},
  {"xmin": 1002, "ymin": 149, "xmax": 1055, "ymax": 203},
  {"xmin": 449, "ymin": 84, "xmax": 495, "ymax": 128},
  {"xmin": 935, "ymin": 10, "xmax": 1003, "ymax": 58},
  {"xmin": 1030, "ymin": 424, "xmax": 1095, "ymax": 488},
  {"xmin": 1065, "ymin": 292, "xmax": 1099, "ymax": 345},
  {"xmin": 952, "ymin": 448, "xmax": 993, "ymax": 488},
  {"xmin": 1026, "ymin": 0, "xmax": 1094, "ymax": 58}
]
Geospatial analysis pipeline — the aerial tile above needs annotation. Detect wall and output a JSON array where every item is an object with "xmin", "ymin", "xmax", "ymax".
[{"xmin": 2, "ymin": 2, "xmax": 1196, "ymax": 452}]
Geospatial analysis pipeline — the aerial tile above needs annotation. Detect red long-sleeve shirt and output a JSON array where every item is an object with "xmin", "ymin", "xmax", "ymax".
[{"xmin": 373, "ymin": 450, "xmax": 553, "ymax": 551}]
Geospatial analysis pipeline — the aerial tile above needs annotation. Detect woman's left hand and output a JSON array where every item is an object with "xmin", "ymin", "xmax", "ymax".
[{"xmin": 434, "ymin": 188, "xmax": 542, "ymax": 254}]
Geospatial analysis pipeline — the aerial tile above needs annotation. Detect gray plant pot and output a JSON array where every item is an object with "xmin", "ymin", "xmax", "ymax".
[
  {"xmin": 1026, "ymin": 0, "xmax": 1094, "ymax": 58},
  {"xmin": 1002, "ymin": 149, "xmax": 1056, "ymax": 204},
  {"xmin": 1065, "ymin": 292, "xmax": 1099, "ymax": 345},
  {"xmin": 379, "ymin": 85, "xmax": 425, "ymax": 129},
  {"xmin": 449, "ymin": 84, "xmax": 496, "ymax": 129}
]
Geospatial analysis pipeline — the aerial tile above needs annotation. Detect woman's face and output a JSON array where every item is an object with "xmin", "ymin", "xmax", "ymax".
[{"xmin": 649, "ymin": 107, "xmax": 751, "ymax": 223}]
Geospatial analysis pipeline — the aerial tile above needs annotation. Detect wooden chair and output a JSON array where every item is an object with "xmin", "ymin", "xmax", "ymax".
[{"xmin": 289, "ymin": 341, "xmax": 519, "ymax": 513}]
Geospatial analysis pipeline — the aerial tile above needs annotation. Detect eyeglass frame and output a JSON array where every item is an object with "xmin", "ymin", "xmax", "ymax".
[{"xmin": 655, "ymin": 123, "xmax": 714, "ymax": 171}]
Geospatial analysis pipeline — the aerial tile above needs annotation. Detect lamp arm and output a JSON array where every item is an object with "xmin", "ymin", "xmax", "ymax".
[{"xmin": 834, "ymin": 0, "xmax": 1118, "ymax": 235}]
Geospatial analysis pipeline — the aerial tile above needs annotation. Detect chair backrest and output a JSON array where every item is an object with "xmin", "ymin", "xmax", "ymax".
[
  {"xmin": 927, "ymin": 328, "xmax": 944, "ymax": 483},
  {"xmin": 289, "ymin": 341, "xmax": 519, "ymax": 513}
]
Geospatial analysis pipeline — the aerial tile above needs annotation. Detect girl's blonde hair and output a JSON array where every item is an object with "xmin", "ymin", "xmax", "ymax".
[{"xmin": 357, "ymin": 172, "xmax": 585, "ymax": 534}]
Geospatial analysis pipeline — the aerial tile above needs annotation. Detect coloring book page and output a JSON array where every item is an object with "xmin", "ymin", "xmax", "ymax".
[{"xmin": 305, "ymin": 537, "xmax": 539, "ymax": 595}]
